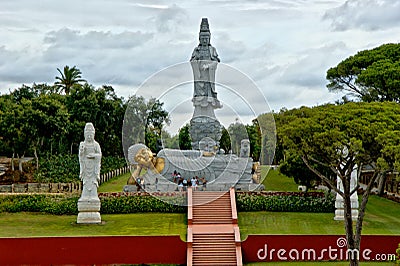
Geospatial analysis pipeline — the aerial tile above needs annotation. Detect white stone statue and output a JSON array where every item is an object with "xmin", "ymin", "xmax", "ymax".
[
  {"xmin": 79, "ymin": 123, "xmax": 102, "ymax": 200},
  {"xmin": 77, "ymin": 122, "xmax": 102, "ymax": 224},
  {"xmin": 240, "ymin": 139, "xmax": 251, "ymax": 158}
]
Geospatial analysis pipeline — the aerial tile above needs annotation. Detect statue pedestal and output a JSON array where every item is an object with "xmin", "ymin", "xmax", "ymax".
[
  {"xmin": 190, "ymin": 116, "xmax": 221, "ymax": 150},
  {"xmin": 334, "ymin": 168, "xmax": 359, "ymax": 221},
  {"xmin": 77, "ymin": 198, "xmax": 101, "ymax": 224},
  {"xmin": 334, "ymin": 194, "xmax": 359, "ymax": 221}
]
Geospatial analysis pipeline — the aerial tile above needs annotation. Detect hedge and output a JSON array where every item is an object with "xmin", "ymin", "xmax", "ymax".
[
  {"xmin": 0, "ymin": 192, "xmax": 334, "ymax": 215},
  {"xmin": 0, "ymin": 194, "xmax": 186, "ymax": 215},
  {"xmin": 236, "ymin": 192, "xmax": 335, "ymax": 213}
]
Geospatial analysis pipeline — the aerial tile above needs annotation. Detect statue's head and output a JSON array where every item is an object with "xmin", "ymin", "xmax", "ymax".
[
  {"xmin": 84, "ymin": 122, "xmax": 95, "ymax": 142},
  {"xmin": 199, "ymin": 18, "xmax": 211, "ymax": 46}
]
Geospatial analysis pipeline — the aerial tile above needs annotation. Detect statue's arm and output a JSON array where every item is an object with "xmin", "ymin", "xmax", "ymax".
[
  {"xmin": 190, "ymin": 47, "xmax": 199, "ymax": 61},
  {"xmin": 78, "ymin": 141, "xmax": 85, "ymax": 180},
  {"xmin": 210, "ymin": 46, "xmax": 220, "ymax": 62}
]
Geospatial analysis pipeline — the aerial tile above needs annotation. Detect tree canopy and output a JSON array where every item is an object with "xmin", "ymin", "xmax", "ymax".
[
  {"xmin": 326, "ymin": 43, "xmax": 400, "ymax": 102},
  {"xmin": 55, "ymin": 65, "xmax": 86, "ymax": 95},
  {"xmin": 278, "ymin": 101, "xmax": 400, "ymax": 265}
]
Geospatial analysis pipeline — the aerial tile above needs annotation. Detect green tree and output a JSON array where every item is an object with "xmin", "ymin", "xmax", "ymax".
[
  {"xmin": 146, "ymin": 98, "xmax": 170, "ymax": 153},
  {"xmin": 161, "ymin": 130, "xmax": 179, "ymax": 149},
  {"xmin": 228, "ymin": 119, "xmax": 248, "ymax": 155},
  {"xmin": 55, "ymin": 65, "xmax": 86, "ymax": 95},
  {"xmin": 219, "ymin": 127, "xmax": 231, "ymax": 154},
  {"xmin": 326, "ymin": 43, "xmax": 400, "ymax": 102},
  {"xmin": 123, "ymin": 95, "xmax": 170, "ymax": 155},
  {"xmin": 280, "ymin": 102, "xmax": 400, "ymax": 266},
  {"xmin": 66, "ymin": 84, "xmax": 125, "ymax": 156},
  {"xmin": 178, "ymin": 124, "xmax": 192, "ymax": 150},
  {"xmin": 246, "ymin": 119, "xmax": 262, "ymax": 161}
]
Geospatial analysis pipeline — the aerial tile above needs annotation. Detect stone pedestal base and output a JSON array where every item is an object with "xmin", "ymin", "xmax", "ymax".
[
  {"xmin": 334, "ymin": 195, "xmax": 359, "ymax": 221},
  {"xmin": 77, "ymin": 199, "xmax": 101, "ymax": 224},
  {"xmin": 190, "ymin": 116, "xmax": 221, "ymax": 150}
]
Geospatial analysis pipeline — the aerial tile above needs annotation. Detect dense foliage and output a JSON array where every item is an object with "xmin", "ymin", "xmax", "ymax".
[
  {"xmin": 34, "ymin": 155, "xmax": 127, "ymax": 183},
  {"xmin": 0, "ymin": 194, "xmax": 186, "ymax": 215},
  {"xmin": 0, "ymin": 192, "xmax": 334, "ymax": 215},
  {"xmin": 236, "ymin": 192, "xmax": 334, "ymax": 213},
  {"xmin": 0, "ymin": 83, "xmax": 125, "ymax": 157},
  {"xmin": 277, "ymin": 101, "xmax": 400, "ymax": 264},
  {"xmin": 326, "ymin": 43, "xmax": 400, "ymax": 102}
]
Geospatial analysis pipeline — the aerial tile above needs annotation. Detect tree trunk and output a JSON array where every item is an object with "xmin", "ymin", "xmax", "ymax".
[
  {"xmin": 34, "ymin": 147, "xmax": 39, "ymax": 170},
  {"xmin": 11, "ymin": 152, "xmax": 15, "ymax": 171},
  {"xmin": 377, "ymin": 172, "xmax": 387, "ymax": 196},
  {"xmin": 342, "ymin": 174, "xmax": 358, "ymax": 266},
  {"xmin": 19, "ymin": 155, "xmax": 23, "ymax": 172}
]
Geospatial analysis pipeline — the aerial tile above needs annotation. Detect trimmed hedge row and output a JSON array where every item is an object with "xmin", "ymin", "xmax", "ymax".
[
  {"xmin": 0, "ymin": 192, "xmax": 335, "ymax": 215},
  {"xmin": 0, "ymin": 194, "xmax": 78, "ymax": 215},
  {"xmin": 236, "ymin": 192, "xmax": 335, "ymax": 213},
  {"xmin": 0, "ymin": 194, "xmax": 186, "ymax": 215}
]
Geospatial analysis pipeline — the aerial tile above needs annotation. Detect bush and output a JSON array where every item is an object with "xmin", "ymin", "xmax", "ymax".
[
  {"xmin": 100, "ymin": 194, "xmax": 186, "ymax": 214},
  {"xmin": 0, "ymin": 193, "xmax": 185, "ymax": 215},
  {"xmin": 236, "ymin": 192, "xmax": 335, "ymax": 213},
  {"xmin": 0, "ymin": 191, "xmax": 333, "ymax": 215},
  {"xmin": 0, "ymin": 194, "xmax": 79, "ymax": 215}
]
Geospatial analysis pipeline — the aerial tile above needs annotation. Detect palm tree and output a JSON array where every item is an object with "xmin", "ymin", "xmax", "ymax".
[{"xmin": 55, "ymin": 65, "xmax": 86, "ymax": 95}]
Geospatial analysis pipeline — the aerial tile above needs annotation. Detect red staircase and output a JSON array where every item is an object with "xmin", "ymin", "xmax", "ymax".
[{"xmin": 187, "ymin": 188, "xmax": 242, "ymax": 266}]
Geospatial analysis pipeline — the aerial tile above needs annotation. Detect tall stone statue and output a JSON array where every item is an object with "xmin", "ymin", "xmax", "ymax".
[
  {"xmin": 190, "ymin": 18, "xmax": 221, "ymax": 109},
  {"xmin": 77, "ymin": 122, "xmax": 102, "ymax": 224},
  {"xmin": 189, "ymin": 18, "xmax": 222, "ymax": 150}
]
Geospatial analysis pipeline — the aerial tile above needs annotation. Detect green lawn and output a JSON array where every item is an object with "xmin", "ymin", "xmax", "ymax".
[
  {"xmin": 98, "ymin": 172, "xmax": 130, "ymax": 192},
  {"xmin": 262, "ymin": 166, "xmax": 299, "ymax": 191},
  {"xmin": 239, "ymin": 195, "xmax": 400, "ymax": 239},
  {"xmin": 0, "ymin": 212, "xmax": 186, "ymax": 238}
]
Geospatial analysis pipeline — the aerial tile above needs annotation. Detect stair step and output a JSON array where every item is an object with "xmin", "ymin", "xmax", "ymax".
[{"xmin": 189, "ymin": 189, "xmax": 241, "ymax": 265}]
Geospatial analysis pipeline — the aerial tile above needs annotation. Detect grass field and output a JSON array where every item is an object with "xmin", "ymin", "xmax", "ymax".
[
  {"xmin": 239, "ymin": 195, "xmax": 400, "ymax": 239},
  {"xmin": 261, "ymin": 166, "xmax": 300, "ymax": 192},
  {"xmin": 98, "ymin": 172, "xmax": 131, "ymax": 192},
  {"xmin": 0, "ymin": 212, "xmax": 187, "ymax": 238}
]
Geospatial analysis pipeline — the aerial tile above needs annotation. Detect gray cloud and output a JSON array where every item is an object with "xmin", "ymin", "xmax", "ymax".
[
  {"xmin": 44, "ymin": 28, "xmax": 153, "ymax": 49},
  {"xmin": 323, "ymin": 0, "xmax": 400, "ymax": 31}
]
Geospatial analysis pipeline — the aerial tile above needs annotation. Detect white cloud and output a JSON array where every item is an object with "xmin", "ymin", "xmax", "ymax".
[{"xmin": 324, "ymin": 0, "xmax": 400, "ymax": 31}]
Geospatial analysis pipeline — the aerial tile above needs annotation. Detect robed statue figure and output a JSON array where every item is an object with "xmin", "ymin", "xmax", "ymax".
[
  {"xmin": 190, "ymin": 18, "xmax": 221, "ymax": 109},
  {"xmin": 79, "ymin": 122, "xmax": 102, "ymax": 200}
]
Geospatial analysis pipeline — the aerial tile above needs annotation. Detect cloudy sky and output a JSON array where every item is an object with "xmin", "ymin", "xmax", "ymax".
[{"xmin": 1, "ymin": 0, "xmax": 400, "ymax": 133}]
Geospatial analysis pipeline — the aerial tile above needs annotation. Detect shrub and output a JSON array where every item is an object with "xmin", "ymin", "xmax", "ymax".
[
  {"xmin": 0, "ymin": 193, "xmax": 185, "ymax": 215},
  {"xmin": 0, "ymin": 191, "xmax": 334, "ymax": 215},
  {"xmin": 0, "ymin": 194, "xmax": 79, "ymax": 215},
  {"xmin": 236, "ymin": 192, "xmax": 335, "ymax": 213}
]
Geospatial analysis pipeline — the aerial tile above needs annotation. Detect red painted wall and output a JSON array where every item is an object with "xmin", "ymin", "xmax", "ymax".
[
  {"xmin": 1, "ymin": 235, "xmax": 398, "ymax": 264},
  {"xmin": 0, "ymin": 236, "xmax": 186, "ymax": 265},
  {"xmin": 242, "ymin": 235, "xmax": 400, "ymax": 262}
]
